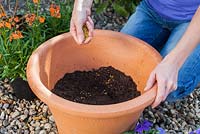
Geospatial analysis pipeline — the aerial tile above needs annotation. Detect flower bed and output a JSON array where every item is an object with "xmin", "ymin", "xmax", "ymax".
[{"xmin": 0, "ymin": 0, "xmax": 72, "ymax": 80}]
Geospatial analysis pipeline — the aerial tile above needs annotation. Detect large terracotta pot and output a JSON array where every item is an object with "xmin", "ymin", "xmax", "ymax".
[{"xmin": 27, "ymin": 30, "xmax": 162, "ymax": 134}]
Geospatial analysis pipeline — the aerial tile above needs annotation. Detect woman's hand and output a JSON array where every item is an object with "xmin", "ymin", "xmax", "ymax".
[
  {"xmin": 144, "ymin": 56, "xmax": 181, "ymax": 108},
  {"xmin": 70, "ymin": 0, "xmax": 94, "ymax": 44},
  {"xmin": 144, "ymin": 7, "xmax": 200, "ymax": 108}
]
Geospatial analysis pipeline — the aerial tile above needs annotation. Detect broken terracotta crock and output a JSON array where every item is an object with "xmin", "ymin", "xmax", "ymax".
[{"xmin": 27, "ymin": 30, "xmax": 162, "ymax": 134}]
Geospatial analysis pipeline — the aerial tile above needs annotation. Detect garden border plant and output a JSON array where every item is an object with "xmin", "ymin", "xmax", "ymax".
[
  {"xmin": 94, "ymin": 0, "xmax": 140, "ymax": 17},
  {"xmin": 0, "ymin": 0, "xmax": 73, "ymax": 81}
]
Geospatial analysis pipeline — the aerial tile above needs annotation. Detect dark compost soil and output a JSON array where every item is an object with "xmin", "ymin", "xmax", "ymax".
[{"xmin": 52, "ymin": 66, "xmax": 141, "ymax": 105}]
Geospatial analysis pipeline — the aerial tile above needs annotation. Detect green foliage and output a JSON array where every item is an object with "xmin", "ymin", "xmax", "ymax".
[
  {"xmin": 0, "ymin": 1, "xmax": 73, "ymax": 81},
  {"xmin": 123, "ymin": 129, "xmax": 159, "ymax": 134},
  {"xmin": 94, "ymin": 0, "xmax": 140, "ymax": 17},
  {"xmin": 123, "ymin": 131, "xmax": 134, "ymax": 134},
  {"xmin": 44, "ymin": 1, "xmax": 73, "ymax": 39}
]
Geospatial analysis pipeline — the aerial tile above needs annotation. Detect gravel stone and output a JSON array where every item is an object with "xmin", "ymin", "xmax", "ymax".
[
  {"xmin": 24, "ymin": 130, "xmax": 30, "ymax": 134},
  {"xmin": 44, "ymin": 123, "xmax": 52, "ymax": 131},
  {"xmin": 20, "ymin": 114, "xmax": 28, "ymax": 121},
  {"xmin": 35, "ymin": 126, "xmax": 41, "ymax": 131},
  {"xmin": 49, "ymin": 115, "xmax": 55, "ymax": 122},
  {"xmin": 39, "ymin": 130, "xmax": 47, "ymax": 134},
  {"xmin": 29, "ymin": 109, "xmax": 37, "ymax": 115},
  {"xmin": 49, "ymin": 132, "xmax": 56, "ymax": 134},
  {"xmin": 3, "ymin": 103, "xmax": 9, "ymax": 109},
  {"xmin": 0, "ymin": 111, "xmax": 5, "ymax": 120},
  {"xmin": 3, "ymin": 120, "xmax": 9, "ymax": 126},
  {"xmin": 0, "ymin": 120, "xmax": 3, "ymax": 127},
  {"xmin": 11, "ymin": 111, "xmax": 20, "ymax": 118}
]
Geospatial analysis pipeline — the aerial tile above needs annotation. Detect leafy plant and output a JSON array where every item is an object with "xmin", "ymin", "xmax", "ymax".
[
  {"xmin": 123, "ymin": 120, "xmax": 166, "ymax": 134},
  {"xmin": 94, "ymin": 0, "xmax": 140, "ymax": 17},
  {"xmin": 0, "ymin": 0, "xmax": 72, "ymax": 81}
]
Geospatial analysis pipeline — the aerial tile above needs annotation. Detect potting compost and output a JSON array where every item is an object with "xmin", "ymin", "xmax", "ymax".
[{"xmin": 52, "ymin": 66, "xmax": 141, "ymax": 105}]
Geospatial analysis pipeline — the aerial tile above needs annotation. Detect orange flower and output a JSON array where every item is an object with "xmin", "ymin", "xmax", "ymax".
[
  {"xmin": 10, "ymin": 31, "xmax": 23, "ymax": 42},
  {"xmin": 9, "ymin": 17, "xmax": 13, "ymax": 22},
  {"xmin": 0, "ymin": 21, "xmax": 4, "ymax": 28},
  {"xmin": 5, "ymin": 22, "xmax": 11, "ymax": 29},
  {"xmin": 49, "ymin": 4, "xmax": 61, "ymax": 18},
  {"xmin": 11, "ymin": 22, "xmax": 16, "ymax": 27},
  {"xmin": 8, "ymin": 17, "xmax": 16, "ymax": 26},
  {"xmin": 25, "ymin": 14, "xmax": 36, "ymax": 26},
  {"xmin": 14, "ymin": 17, "xmax": 20, "ymax": 23},
  {"xmin": 38, "ymin": 16, "xmax": 45, "ymax": 23},
  {"xmin": 0, "ymin": 13, "xmax": 6, "ymax": 18},
  {"xmin": 33, "ymin": 0, "xmax": 39, "ymax": 4}
]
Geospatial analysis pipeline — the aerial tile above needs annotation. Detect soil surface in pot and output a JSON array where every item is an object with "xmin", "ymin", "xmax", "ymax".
[{"xmin": 52, "ymin": 66, "xmax": 141, "ymax": 105}]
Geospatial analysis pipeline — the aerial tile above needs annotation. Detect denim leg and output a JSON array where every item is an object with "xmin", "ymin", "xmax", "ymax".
[
  {"xmin": 167, "ymin": 45, "xmax": 200, "ymax": 102},
  {"xmin": 160, "ymin": 23, "xmax": 189, "ymax": 57},
  {"xmin": 161, "ymin": 23, "xmax": 200, "ymax": 102},
  {"xmin": 120, "ymin": 1, "xmax": 170, "ymax": 51}
]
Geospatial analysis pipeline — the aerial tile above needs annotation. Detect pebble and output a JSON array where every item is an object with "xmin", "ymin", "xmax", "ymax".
[
  {"xmin": 24, "ymin": 130, "xmax": 30, "ymax": 134},
  {"xmin": 0, "ymin": 120, "xmax": 3, "ymax": 127},
  {"xmin": 0, "ymin": 128, "xmax": 7, "ymax": 133},
  {"xmin": 35, "ymin": 126, "xmax": 41, "ymax": 131},
  {"xmin": 11, "ymin": 111, "xmax": 20, "ymax": 118},
  {"xmin": 29, "ymin": 109, "xmax": 37, "ymax": 115},
  {"xmin": 49, "ymin": 132, "xmax": 56, "ymax": 134},
  {"xmin": 3, "ymin": 103, "xmax": 9, "ymax": 109},
  {"xmin": 3, "ymin": 120, "xmax": 9, "ymax": 126},
  {"xmin": 24, "ymin": 109, "xmax": 29, "ymax": 115},
  {"xmin": 34, "ymin": 121, "xmax": 40, "ymax": 127},
  {"xmin": 10, "ymin": 120, "xmax": 16, "ymax": 126},
  {"xmin": 188, "ymin": 112, "xmax": 195, "ymax": 118},
  {"xmin": 49, "ymin": 115, "xmax": 55, "ymax": 122},
  {"xmin": 170, "ymin": 109, "xmax": 176, "ymax": 114},
  {"xmin": 0, "ymin": 111, "xmax": 5, "ymax": 120},
  {"xmin": 39, "ymin": 130, "xmax": 47, "ymax": 134},
  {"xmin": 44, "ymin": 123, "xmax": 52, "ymax": 130},
  {"xmin": 20, "ymin": 114, "xmax": 28, "ymax": 121},
  {"xmin": 42, "ymin": 105, "xmax": 48, "ymax": 113}
]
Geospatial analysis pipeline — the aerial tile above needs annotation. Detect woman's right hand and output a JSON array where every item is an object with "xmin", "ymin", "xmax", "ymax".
[{"xmin": 70, "ymin": 0, "xmax": 94, "ymax": 44}]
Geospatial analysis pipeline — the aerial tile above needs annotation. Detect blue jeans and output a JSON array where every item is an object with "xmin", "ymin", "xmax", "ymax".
[{"xmin": 121, "ymin": 0, "xmax": 200, "ymax": 102}]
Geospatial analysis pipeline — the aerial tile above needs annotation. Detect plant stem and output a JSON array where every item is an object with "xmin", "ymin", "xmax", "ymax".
[{"xmin": 13, "ymin": 0, "xmax": 18, "ymax": 17}]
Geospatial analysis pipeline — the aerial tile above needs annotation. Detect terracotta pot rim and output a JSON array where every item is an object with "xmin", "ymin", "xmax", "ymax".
[{"xmin": 27, "ymin": 30, "xmax": 161, "ymax": 118}]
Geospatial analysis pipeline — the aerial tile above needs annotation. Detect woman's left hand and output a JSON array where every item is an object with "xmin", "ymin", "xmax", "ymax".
[{"xmin": 144, "ymin": 56, "xmax": 180, "ymax": 108}]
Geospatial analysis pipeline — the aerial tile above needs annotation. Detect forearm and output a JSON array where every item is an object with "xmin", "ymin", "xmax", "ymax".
[
  {"xmin": 74, "ymin": 0, "xmax": 93, "ymax": 11},
  {"xmin": 165, "ymin": 7, "xmax": 200, "ymax": 67}
]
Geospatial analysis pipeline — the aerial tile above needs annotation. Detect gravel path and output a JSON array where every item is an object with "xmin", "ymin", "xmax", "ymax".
[
  {"xmin": 0, "ymin": 79, "xmax": 58, "ymax": 134},
  {"xmin": 1, "ymin": 79, "xmax": 199, "ymax": 134},
  {"xmin": 1, "ymin": 1, "xmax": 200, "ymax": 134}
]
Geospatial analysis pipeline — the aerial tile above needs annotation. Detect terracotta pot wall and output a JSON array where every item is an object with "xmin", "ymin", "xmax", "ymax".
[
  {"xmin": 27, "ymin": 30, "xmax": 162, "ymax": 134},
  {"xmin": 38, "ymin": 32, "xmax": 160, "ymax": 93},
  {"xmin": 50, "ymin": 106, "xmax": 143, "ymax": 134}
]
